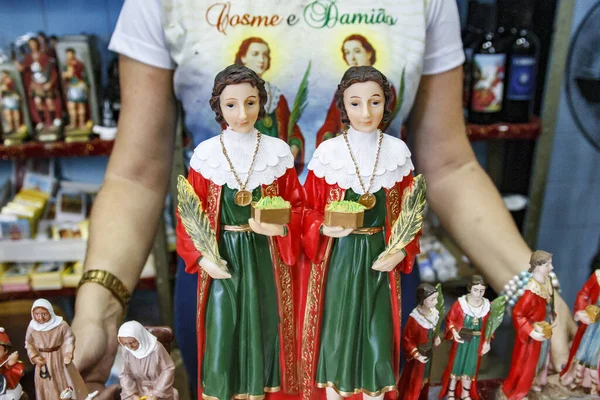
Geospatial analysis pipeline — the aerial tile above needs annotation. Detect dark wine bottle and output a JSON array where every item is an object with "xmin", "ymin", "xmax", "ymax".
[
  {"xmin": 502, "ymin": 3, "xmax": 539, "ymax": 123},
  {"xmin": 468, "ymin": 4, "xmax": 507, "ymax": 125}
]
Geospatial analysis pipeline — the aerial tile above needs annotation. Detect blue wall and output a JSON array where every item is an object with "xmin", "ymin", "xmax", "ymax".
[{"xmin": 536, "ymin": 0, "xmax": 600, "ymax": 307}]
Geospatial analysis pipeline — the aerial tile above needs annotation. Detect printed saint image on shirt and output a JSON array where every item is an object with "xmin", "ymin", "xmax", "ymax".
[
  {"xmin": 234, "ymin": 36, "xmax": 306, "ymax": 173},
  {"xmin": 315, "ymin": 34, "xmax": 398, "ymax": 146}
]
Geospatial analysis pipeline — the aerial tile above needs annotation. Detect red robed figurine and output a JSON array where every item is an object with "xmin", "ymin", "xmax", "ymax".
[
  {"xmin": 501, "ymin": 251, "xmax": 556, "ymax": 400},
  {"xmin": 0, "ymin": 328, "xmax": 25, "ymax": 400}
]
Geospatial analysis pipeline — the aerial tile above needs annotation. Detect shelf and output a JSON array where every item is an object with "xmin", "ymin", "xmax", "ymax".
[
  {"xmin": 0, "ymin": 239, "xmax": 87, "ymax": 262},
  {"xmin": 0, "ymin": 138, "xmax": 114, "ymax": 160},
  {"xmin": 0, "ymin": 277, "xmax": 156, "ymax": 302},
  {"xmin": 467, "ymin": 116, "xmax": 541, "ymax": 141}
]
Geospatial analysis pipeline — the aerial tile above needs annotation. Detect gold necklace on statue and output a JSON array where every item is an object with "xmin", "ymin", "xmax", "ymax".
[
  {"xmin": 220, "ymin": 130, "xmax": 262, "ymax": 206},
  {"xmin": 343, "ymin": 129, "xmax": 383, "ymax": 210},
  {"xmin": 465, "ymin": 294, "xmax": 483, "ymax": 325}
]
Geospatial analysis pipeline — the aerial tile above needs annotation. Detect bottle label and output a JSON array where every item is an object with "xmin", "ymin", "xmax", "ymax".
[
  {"xmin": 506, "ymin": 56, "xmax": 537, "ymax": 100},
  {"xmin": 471, "ymin": 53, "xmax": 506, "ymax": 113}
]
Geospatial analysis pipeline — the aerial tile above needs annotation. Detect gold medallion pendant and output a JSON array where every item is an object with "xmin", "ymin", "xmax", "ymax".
[
  {"xmin": 473, "ymin": 318, "xmax": 479, "ymax": 326},
  {"xmin": 234, "ymin": 189, "xmax": 253, "ymax": 207},
  {"xmin": 263, "ymin": 115, "xmax": 273, "ymax": 128},
  {"xmin": 358, "ymin": 193, "xmax": 376, "ymax": 210}
]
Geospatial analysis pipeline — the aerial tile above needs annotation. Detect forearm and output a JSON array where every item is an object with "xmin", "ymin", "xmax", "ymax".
[
  {"xmin": 77, "ymin": 55, "xmax": 176, "ymax": 315},
  {"xmin": 426, "ymin": 160, "xmax": 531, "ymax": 292},
  {"xmin": 84, "ymin": 175, "xmax": 169, "ymax": 291}
]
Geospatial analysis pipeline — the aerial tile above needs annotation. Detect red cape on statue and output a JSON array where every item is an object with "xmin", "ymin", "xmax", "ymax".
[
  {"xmin": 501, "ymin": 288, "xmax": 551, "ymax": 400},
  {"xmin": 438, "ymin": 299, "xmax": 490, "ymax": 400},
  {"xmin": 0, "ymin": 356, "xmax": 24, "ymax": 390},
  {"xmin": 299, "ymin": 170, "xmax": 420, "ymax": 400},
  {"xmin": 560, "ymin": 271, "xmax": 600, "ymax": 378},
  {"xmin": 176, "ymin": 167, "xmax": 304, "ymax": 400},
  {"xmin": 397, "ymin": 315, "xmax": 434, "ymax": 400}
]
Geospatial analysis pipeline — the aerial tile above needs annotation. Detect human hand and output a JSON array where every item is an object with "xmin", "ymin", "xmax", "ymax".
[
  {"xmin": 372, "ymin": 251, "xmax": 406, "ymax": 272},
  {"xmin": 434, "ymin": 336, "xmax": 441, "ymax": 347},
  {"xmin": 33, "ymin": 355, "xmax": 46, "ymax": 367},
  {"xmin": 322, "ymin": 225, "xmax": 354, "ymax": 238},
  {"xmin": 529, "ymin": 330, "xmax": 547, "ymax": 342},
  {"xmin": 416, "ymin": 354, "xmax": 428, "ymax": 364},
  {"xmin": 64, "ymin": 352, "xmax": 73, "ymax": 364},
  {"xmin": 549, "ymin": 293, "xmax": 578, "ymax": 372},
  {"xmin": 482, "ymin": 341, "xmax": 491, "ymax": 355},
  {"xmin": 71, "ymin": 283, "xmax": 123, "ymax": 400},
  {"xmin": 7, "ymin": 351, "xmax": 18, "ymax": 366},
  {"xmin": 575, "ymin": 310, "xmax": 591, "ymax": 325},
  {"xmin": 248, "ymin": 218, "xmax": 285, "ymax": 237},
  {"xmin": 199, "ymin": 257, "xmax": 231, "ymax": 279},
  {"xmin": 452, "ymin": 329, "xmax": 464, "ymax": 344}
]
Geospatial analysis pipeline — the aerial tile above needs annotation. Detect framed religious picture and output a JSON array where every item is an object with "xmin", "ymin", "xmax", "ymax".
[
  {"xmin": 0, "ymin": 63, "xmax": 32, "ymax": 145},
  {"xmin": 56, "ymin": 38, "xmax": 100, "ymax": 142}
]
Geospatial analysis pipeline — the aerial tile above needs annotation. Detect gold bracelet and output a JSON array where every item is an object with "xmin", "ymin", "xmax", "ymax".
[{"xmin": 77, "ymin": 270, "xmax": 131, "ymax": 308}]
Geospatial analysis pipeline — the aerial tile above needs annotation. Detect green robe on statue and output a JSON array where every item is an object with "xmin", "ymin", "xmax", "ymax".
[
  {"xmin": 203, "ymin": 185, "xmax": 280, "ymax": 400},
  {"xmin": 316, "ymin": 188, "xmax": 396, "ymax": 396}
]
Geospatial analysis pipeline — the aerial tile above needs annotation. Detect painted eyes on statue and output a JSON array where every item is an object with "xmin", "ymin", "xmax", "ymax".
[
  {"xmin": 349, "ymin": 100, "xmax": 381, "ymax": 107},
  {"xmin": 225, "ymin": 101, "xmax": 256, "ymax": 109}
]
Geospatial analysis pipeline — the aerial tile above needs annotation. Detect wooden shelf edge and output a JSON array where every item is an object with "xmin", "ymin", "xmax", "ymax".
[
  {"xmin": 467, "ymin": 116, "xmax": 541, "ymax": 141},
  {"xmin": 0, "ymin": 138, "xmax": 114, "ymax": 160},
  {"xmin": 0, "ymin": 277, "xmax": 156, "ymax": 302}
]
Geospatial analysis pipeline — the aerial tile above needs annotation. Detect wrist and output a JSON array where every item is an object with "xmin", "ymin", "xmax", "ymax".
[{"xmin": 75, "ymin": 281, "xmax": 125, "ymax": 323}]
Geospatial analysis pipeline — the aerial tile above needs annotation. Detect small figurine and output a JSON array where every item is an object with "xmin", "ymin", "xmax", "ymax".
[
  {"xmin": 62, "ymin": 48, "xmax": 91, "ymax": 133},
  {"xmin": 315, "ymin": 34, "xmax": 398, "ymax": 147},
  {"xmin": 0, "ymin": 328, "xmax": 25, "ymax": 400},
  {"xmin": 14, "ymin": 37, "xmax": 64, "ymax": 139},
  {"xmin": 439, "ymin": 276, "xmax": 506, "ymax": 400},
  {"xmin": 25, "ymin": 299, "xmax": 89, "ymax": 400},
  {"xmin": 234, "ymin": 37, "xmax": 306, "ymax": 172},
  {"xmin": 118, "ymin": 321, "xmax": 178, "ymax": 400},
  {"xmin": 397, "ymin": 283, "xmax": 442, "ymax": 400},
  {"xmin": 501, "ymin": 251, "xmax": 556, "ymax": 400},
  {"xmin": 176, "ymin": 64, "xmax": 303, "ymax": 400},
  {"xmin": 301, "ymin": 66, "xmax": 423, "ymax": 400},
  {"xmin": 0, "ymin": 70, "xmax": 27, "ymax": 141},
  {"xmin": 560, "ymin": 268, "xmax": 600, "ymax": 393}
]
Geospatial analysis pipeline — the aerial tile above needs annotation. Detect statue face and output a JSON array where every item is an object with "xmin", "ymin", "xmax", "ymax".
[
  {"xmin": 343, "ymin": 80, "xmax": 385, "ymax": 132},
  {"xmin": 32, "ymin": 307, "xmax": 51, "ymax": 324},
  {"xmin": 423, "ymin": 292, "xmax": 438, "ymax": 309},
  {"xmin": 343, "ymin": 40, "xmax": 372, "ymax": 67},
  {"xmin": 219, "ymin": 82, "xmax": 260, "ymax": 133},
  {"xmin": 241, "ymin": 42, "xmax": 270, "ymax": 77},
  {"xmin": 469, "ymin": 284, "xmax": 487, "ymax": 300},
  {"xmin": 119, "ymin": 336, "xmax": 140, "ymax": 351},
  {"xmin": 535, "ymin": 259, "xmax": 554, "ymax": 277}
]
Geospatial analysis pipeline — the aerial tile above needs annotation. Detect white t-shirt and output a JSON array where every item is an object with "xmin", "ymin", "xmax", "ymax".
[{"xmin": 109, "ymin": 0, "xmax": 464, "ymax": 176}]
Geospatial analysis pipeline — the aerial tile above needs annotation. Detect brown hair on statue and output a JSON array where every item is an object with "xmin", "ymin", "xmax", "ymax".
[
  {"xmin": 467, "ymin": 275, "xmax": 487, "ymax": 292},
  {"xmin": 528, "ymin": 250, "xmax": 553, "ymax": 273},
  {"xmin": 334, "ymin": 66, "xmax": 394, "ymax": 127},
  {"xmin": 416, "ymin": 283, "xmax": 438, "ymax": 306},
  {"xmin": 210, "ymin": 64, "xmax": 268, "ymax": 125}
]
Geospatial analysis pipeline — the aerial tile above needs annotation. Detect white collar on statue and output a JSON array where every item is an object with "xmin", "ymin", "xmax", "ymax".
[
  {"xmin": 410, "ymin": 307, "xmax": 439, "ymax": 330},
  {"xmin": 458, "ymin": 296, "xmax": 491, "ymax": 319},
  {"xmin": 190, "ymin": 127, "xmax": 293, "ymax": 190},
  {"xmin": 307, "ymin": 127, "xmax": 414, "ymax": 193}
]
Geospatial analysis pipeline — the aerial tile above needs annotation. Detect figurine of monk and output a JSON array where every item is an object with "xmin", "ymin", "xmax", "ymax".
[
  {"xmin": 118, "ymin": 321, "xmax": 178, "ymax": 400},
  {"xmin": 25, "ymin": 299, "xmax": 88, "ymax": 400}
]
